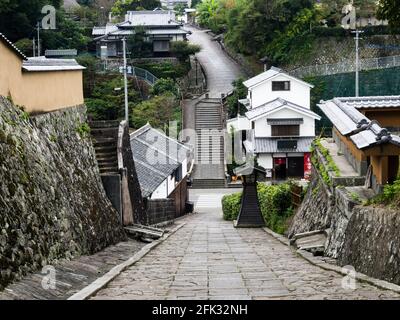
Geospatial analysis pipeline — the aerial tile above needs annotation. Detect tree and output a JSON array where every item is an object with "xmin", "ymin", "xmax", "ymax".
[
  {"xmin": 377, "ymin": 0, "xmax": 400, "ymax": 29},
  {"xmin": 127, "ymin": 26, "xmax": 153, "ymax": 58},
  {"xmin": 0, "ymin": 0, "xmax": 62, "ymax": 41},
  {"xmin": 131, "ymin": 94, "xmax": 179, "ymax": 129},
  {"xmin": 174, "ymin": 3, "xmax": 187, "ymax": 17},
  {"xmin": 151, "ymin": 78, "xmax": 180, "ymax": 98},
  {"xmin": 226, "ymin": 78, "xmax": 247, "ymax": 118},
  {"xmin": 111, "ymin": 0, "xmax": 161, "ymax": 17},
  {"xmin": 14, "ymin": 38, "xmax": 34, "ymax": 56},
  {"xmin": 170, "ymin": 41, "xmax": 201, "ymax": 62}
]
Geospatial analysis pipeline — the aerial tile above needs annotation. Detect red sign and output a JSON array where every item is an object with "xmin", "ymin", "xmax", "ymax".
[{"xmin": 304, "ymin": 153, "xmax": 312, "ymax": 180}]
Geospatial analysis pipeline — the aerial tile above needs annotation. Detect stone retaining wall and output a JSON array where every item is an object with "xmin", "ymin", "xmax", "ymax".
[
  {"xmin": 289, "ymin": 162, "xmax": 400, "ymax": 285},
  {"xmin": 0, "ymin": 97, "xmax": 124, "ymax": 289},
  {"xmin": 146, "ymin": 199, "xmax": 176, "ymax": 226},
  {"xmin": 339, "ymin": 206, "xmax": 400, "ymax": 285}
]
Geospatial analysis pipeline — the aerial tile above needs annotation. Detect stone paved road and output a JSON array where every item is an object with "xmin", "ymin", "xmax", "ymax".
[
  {"xmin": 92, "ymin": 190, "xmax": 400, "ymax": 300},
  {"xmin": 186, "ymin": 26, "xmax": 244, "ymax": 97}
]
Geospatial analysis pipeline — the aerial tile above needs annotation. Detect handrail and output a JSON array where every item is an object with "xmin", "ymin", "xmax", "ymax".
[{"xmin": 132, "ymin": 66, "xmax": 159, "ymax": 86}]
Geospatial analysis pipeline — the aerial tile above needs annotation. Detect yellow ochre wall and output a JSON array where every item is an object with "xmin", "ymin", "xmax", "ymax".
[{"xmin": 0, "ymin": 41, "xmax": 84, "ymax": 112}]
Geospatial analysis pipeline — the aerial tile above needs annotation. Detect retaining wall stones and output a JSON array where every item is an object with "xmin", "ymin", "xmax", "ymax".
[
  {"xmin": 289, "ymin": 163, "xmax": 400, "ymax": 285},
  {"xmin": 146, "ymin": 199, "xmax": 176, "ymax": 226},
  {"xmin": 0, "ymin": 97, "xmax": 124, "ymax": 289},
  {"xmin": 339, "ymin": 206, "xmax": 400, "ymax": 285}
]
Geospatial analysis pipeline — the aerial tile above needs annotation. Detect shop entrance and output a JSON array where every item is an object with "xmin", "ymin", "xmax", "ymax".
[
  {"xmin": 274, "ymin": 158, "xmax": 287, "ymax": 180},
  {"xmin": 288, "ymin": 157, "xmax": 305, "ymax": 178}
]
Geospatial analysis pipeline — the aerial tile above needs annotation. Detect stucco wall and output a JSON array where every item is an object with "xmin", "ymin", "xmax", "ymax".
[
  {"xmin": 254, "ymin": 108, "xmax": 316, "ymax": 138},
  {"xmin": 0, "ymin": 41, "xmax": 84, "ymax": 113},
  {"xmin": 249, "ymin": 74, "xmax": 311, "ymax": 109}
]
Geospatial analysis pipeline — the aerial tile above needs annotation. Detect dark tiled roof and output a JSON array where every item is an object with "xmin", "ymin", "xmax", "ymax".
[
  {"xmin": 318, "ymin": 97, "xmax": 400, "ymax": 150},
  {"xmin": 254, "ymin": 137, "xmax": 315, "ymax": 153},
  {"xmin": 130, "ymin": 124, "xmax": 190, "ymax": 198},
  {"xmin": 0, "ymin": 33, "xmax": 27, "ymax": 60},
  {"xmin": 336, "ymin": 96, "xmax": 400, "ymax": 109}
]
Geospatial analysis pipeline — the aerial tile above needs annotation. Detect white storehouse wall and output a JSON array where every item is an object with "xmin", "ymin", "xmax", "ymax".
[{"xmin": 248, "ymin": 74, "xmax": 311, "ymax": 109}]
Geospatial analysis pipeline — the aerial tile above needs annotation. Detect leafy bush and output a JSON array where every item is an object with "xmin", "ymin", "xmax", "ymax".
[
  {"xmin": 137, "ymin": 62, "xmax": 189, "ymax": 80},
  {"xmin": 151, "ymin": 78, "xmax": 180, "ymax": 98},
  {"xmin": 170, "ymin": 41, "xmax": 201, "ymax": 62},
  {"xmin": 131, "ymin": 93, "xmax": 180, "ymax": 130},
  {"xmin": 222, "ymin": 192, "xmax": 242, "ymax": 221},
  {"xmin": 222, "ymin": 182, "xmax": 295, "ymax": 234}
]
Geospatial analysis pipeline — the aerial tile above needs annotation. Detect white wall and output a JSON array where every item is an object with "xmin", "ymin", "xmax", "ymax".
[
  {"xmin": 258, "ymin": 154, "xmax": 273, "ymax": 170},
  {"xmin": 182, "ymin": 158, "xmax": 188, "ymax": 178},
  {"xmin": 248, "ymin": 74, "xmax": 311, "ymax": 109},
  {"xmin": 167, "ymin": 174, "xmax": 175, "ymax": 197},
  {"xmin": 254, "ymin": 108, "xmax": 316, "ymax": 138},
  {"xmin": 227, "ymin": 116, "xmax": 252, "ymax": 132},
  {"xmin": 151, "ymin": 179, "xmax": 168, "ymax": 199}
]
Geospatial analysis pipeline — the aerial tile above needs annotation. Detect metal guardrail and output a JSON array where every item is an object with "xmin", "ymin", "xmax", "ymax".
[
  {"xmin": 132, "ymin": 66, "xmax": 158, "ymax": 86},
  {"xmin": 96, "ymin": 62, "xmax": 159, "ymax": 87},
  {"xmin": 291, "ymin": 54, "xmax": 400, "ymax": 78}
]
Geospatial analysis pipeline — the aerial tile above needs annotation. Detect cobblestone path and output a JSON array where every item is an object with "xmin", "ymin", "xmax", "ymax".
[{"xmin": 92, "ymin": 191, "xmax": 400, "ymax": 300}]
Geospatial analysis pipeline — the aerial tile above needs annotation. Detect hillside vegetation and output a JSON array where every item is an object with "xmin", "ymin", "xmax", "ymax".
[{"xmin": 196, "ymin": 0, "xmax": 400, "ymax": 69}]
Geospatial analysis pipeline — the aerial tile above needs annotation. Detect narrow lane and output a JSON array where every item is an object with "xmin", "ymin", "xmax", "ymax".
[
  {"xmin": 186, "ymin": 26, "xmax": 245, "ymax": 97},
  {"xmin": 92, "ymin": 190, "xmax": 400, "ymax": 300}
]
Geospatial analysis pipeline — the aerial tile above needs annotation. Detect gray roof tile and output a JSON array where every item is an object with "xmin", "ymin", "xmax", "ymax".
[
  {"xmin": 130, "ymin": 124, "xmax": 189, "ymax": 197},
  {"xmin": 318, "ymin": 97, "xmax": 400, "ymax": 149},
  {"xmin": 254, "ymin": 137, "xmax": 314, "ymax": 153},
  {"xmin": 246, "ymin": 98, "xmax": 321, "ymax": 121}
]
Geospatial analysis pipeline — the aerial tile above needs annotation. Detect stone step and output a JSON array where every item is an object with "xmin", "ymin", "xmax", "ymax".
[
  {"xmin": 90, "ymin": 127, "xmax": 119, "ymax": 139},
  {"xmin": 191, "ymin": 179, "xmax": 226, "ymax": 189},
  {"xmin": 94, "ymin": 145, "xmax": 117, "ymax": 154},
  {"xmin": 89, "ymin": 120, "xmax": 120, "ymax": 129},
  {"xmin": 99, "ymin": 166, "xmax": 119, "ymax": 174}
]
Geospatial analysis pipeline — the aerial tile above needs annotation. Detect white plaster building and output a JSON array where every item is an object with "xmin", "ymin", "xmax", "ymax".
[
  {"xmin": 130, "ymin": 124, "xmax": 190, "ymax": 199},
  {"xmin": 228, "ymin": 67, "xmax": 321, "ymax": 180}
]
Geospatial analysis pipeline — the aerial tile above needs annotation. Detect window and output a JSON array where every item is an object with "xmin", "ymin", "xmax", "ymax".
[
  {"xmin": 272, "ymin": 81, "xmax": 290, "ymax": 91},
  {"xmin": 271, "ymin": 125, "xmax": 300, "ymax": 137},
  {"xmin": 174, "ymin": 164, "xmax": 182, "ymax": 183}
]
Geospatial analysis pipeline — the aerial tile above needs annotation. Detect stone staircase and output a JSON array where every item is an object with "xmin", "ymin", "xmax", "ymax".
[
  {"xmin": 192, "ymin": 97, "xmax": 226, "ymax": 189},
  {"xmin": 89, "ymin": 121, "xmax": 120, "ymax": 175}
]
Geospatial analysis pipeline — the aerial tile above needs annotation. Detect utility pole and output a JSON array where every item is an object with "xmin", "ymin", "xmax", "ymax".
[
  {"xmin": 33, "ymin": 38, "xmax": 36, "ymax": 57},
  {"xmin": 122, "ymin": 37, "xmax": 129, "ymax": 124},
  {"xmin": 37, "ymin": 22, "xmax": 41, "ymax": 57},
  {"xmin": 352, "ymin": 29, "xmax": 364, "ymax": 97}
]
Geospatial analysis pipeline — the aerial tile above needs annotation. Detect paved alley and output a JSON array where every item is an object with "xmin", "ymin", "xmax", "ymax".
[
  {"xmin": 186, "ymin": 26, "xmax": 244, "ymax": 97},
  {"xmin": 91, "ymin": 190, "xmax": 400, "ymax": 300}
]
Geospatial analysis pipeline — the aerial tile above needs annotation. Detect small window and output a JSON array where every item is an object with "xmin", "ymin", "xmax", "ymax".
[
  {"xmin": 272, "ymin": 81, "xmax": 290, "ymax": 91},
  {"xmin": 174, "ymin": 164, "xmax": 182, "ymax": 182},
  {"xmin": 271, "ymin": 125, "xmax": 299, "ymax": 137}
]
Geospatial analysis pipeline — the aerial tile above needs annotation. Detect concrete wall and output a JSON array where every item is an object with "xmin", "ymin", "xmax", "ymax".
[
  {"xmin": 0, "ymin": 98, "xmax": 124, "ymax": 289},
  {"xmin": 248, "ymin": 74, "xmax": 311, "ymax": 109},
  {"xmin": 0, "ymin": 41, "xmax": 84, "ymax": 113}
]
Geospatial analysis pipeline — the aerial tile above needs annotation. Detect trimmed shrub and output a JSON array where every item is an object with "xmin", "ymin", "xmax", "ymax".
[
  {"xmin": 222, "ymin": 182, "xmax": 295, "ymax": 234},
  {"xmin": 222, "ymin": 192, "xmax": 241, "ymax": 221}
]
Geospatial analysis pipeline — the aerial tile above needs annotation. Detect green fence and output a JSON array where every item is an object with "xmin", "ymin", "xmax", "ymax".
[{"xmin": 305, "ymin": 66, "xmax": 400, "ymax": 132}]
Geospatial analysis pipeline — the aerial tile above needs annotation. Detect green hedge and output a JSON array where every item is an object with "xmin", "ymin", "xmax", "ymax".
[{"xmin": 222, "ymin": 183, "xmax": 295, "ymax": 234}]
